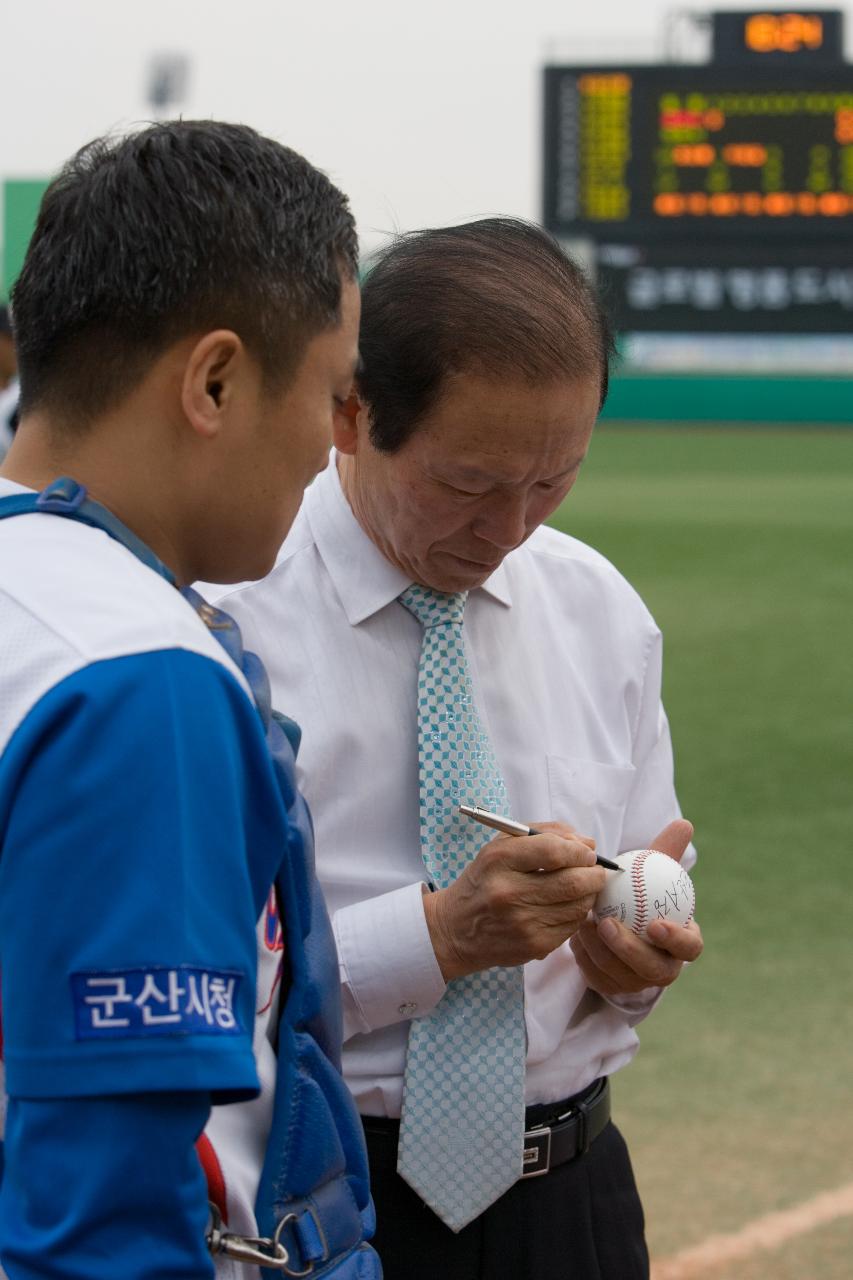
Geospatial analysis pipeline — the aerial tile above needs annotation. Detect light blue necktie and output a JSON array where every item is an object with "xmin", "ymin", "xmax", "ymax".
[{"xmin": 396, "ymin": 585, "xmax": 527, "ymax": 1232}]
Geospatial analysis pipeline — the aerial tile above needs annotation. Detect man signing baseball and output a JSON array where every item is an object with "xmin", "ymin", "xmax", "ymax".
[{"xmin": 206, "ymin": 218, "xmax": 704, "ymax": 1280}]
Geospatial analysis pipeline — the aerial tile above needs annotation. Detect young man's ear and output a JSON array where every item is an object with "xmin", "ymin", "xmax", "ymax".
[
  {"xmin": 332, "ymin": 389, "xmax": 368, "ymax": 455},
  {"xmin": 181, "ymin": 330, "xmax": 244, "ymax": 440}
]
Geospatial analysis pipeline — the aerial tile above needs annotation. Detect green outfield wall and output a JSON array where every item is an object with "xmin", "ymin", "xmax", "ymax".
[
  {"xmin": 601, "ymin": 371, "xmax": 852, "ymax": 425},
  {"xmin": 1, "ymin": 179, "xmax": 50, "ymax": 299}
]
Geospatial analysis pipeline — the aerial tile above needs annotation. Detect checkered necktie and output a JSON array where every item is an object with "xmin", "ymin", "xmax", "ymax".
[{"xmin": 396, "ymin": 585, "xmax": 526, "ymax": 1232}]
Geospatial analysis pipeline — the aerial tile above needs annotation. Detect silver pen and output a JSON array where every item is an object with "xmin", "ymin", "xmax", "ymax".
[{"xmin": 459, "ymin": 803, "xmax": 623, "ymax": 871}]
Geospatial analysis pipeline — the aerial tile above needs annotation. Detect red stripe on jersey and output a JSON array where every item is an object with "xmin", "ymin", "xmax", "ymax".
[
  {"xmin": 257, "ymin": 957, "xmax": 284, "ymax": 1016},
  {"xmin": 196, "ymin": 1132, "xmax": 228, "ymax": 1224}
]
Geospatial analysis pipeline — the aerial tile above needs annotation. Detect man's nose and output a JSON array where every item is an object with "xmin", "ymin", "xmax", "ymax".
[{"xmin": 471, "ymin": 493, "xmax": 528, "ymax": 549}]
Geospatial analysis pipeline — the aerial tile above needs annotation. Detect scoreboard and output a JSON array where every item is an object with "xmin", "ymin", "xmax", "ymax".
[
  {"xmin": 543, "ymin": 11, "xmax": 853, "ymax": 333},
  {"xmin": 543, "ymin": 64, "xmax": 853, "ymax": 239},
  {"xmin": 597, "ymin": 241, "xmax": 853, "ymax": 333}
]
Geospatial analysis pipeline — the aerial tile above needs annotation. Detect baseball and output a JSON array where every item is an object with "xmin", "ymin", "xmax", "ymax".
[{"xmin": 594, "ymin": 849, "xmax": 695, "ymax": 939}]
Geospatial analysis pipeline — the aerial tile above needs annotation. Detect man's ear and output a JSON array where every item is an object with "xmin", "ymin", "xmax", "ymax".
[
  {"xmin": 332, "ymin": 388, "xmax": 368, "ymax": 456},
  {"xmin": 181, "ymin": 330, "xmax": 245, "ymax": 440}
]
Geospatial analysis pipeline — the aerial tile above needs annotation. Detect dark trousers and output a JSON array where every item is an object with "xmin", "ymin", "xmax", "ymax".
[{"xmin": 363, "ymin": 1118, "xmax": 649, "ymax": 1280}]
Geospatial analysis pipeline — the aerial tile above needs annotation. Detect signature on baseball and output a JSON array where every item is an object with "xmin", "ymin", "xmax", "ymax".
[
  {"xmin": 594, "ymin": 848, "xmax": 696, "ymax": 936},
  {"xmin": 652, "ymin": 868, "xmax": 694, "ymax": 920}
]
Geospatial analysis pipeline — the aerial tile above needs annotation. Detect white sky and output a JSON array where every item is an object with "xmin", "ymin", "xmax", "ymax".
[{"xmin": 4, "ymin": 1, "xmax": 852, "ymax": 253}]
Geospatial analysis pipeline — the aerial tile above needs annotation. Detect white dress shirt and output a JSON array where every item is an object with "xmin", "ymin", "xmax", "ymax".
[{"xmin": 208, "ymin": 458, "xmax": 695, "ymax": 1118}]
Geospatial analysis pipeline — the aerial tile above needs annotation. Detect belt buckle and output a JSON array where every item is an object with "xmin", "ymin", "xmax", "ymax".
[{"xmin": 521, "ymin": 1125, "xmax": 551, "ymax": 1178}]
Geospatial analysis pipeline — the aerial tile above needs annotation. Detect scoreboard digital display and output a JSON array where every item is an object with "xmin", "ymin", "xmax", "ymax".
[
  {"xmin": 712, "ymin": 11, "xmax": 843, "ymax": 64},
  {"xmin": 543, "ymin": 65, "xmax": 853, "ymax": 239}
]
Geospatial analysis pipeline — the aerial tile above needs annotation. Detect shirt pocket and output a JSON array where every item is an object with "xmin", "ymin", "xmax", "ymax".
[{"xmin": 546, "ymin": 754, "xmax": 636, "ymax": 859}]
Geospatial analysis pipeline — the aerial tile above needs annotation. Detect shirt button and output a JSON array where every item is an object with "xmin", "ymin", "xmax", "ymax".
[{"xmin": 398, "ymin": 1001, "xmax": 418, "ymax": 1017}]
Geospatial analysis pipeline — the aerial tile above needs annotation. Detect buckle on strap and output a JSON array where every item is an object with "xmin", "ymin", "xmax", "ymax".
[
  {"xmin": 36, "ymin": 478, "xmax": 87, "ymax": 514},
  {"xmin": 206, "ymin": 1202, "xmax": 320, "ymax": 1274},
  {"xmin": 521, "ymin": 1125, "xmax": 552, "ymax": 1178}
]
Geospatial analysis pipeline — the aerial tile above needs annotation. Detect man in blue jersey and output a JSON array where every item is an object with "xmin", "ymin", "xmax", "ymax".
[{"xmin": 0, "ymin": 122, "xmax": 380, "ymax": 1279}]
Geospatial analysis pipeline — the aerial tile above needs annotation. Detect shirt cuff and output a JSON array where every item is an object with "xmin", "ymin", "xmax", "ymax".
[
  {"xmin": 600, "ymin": 984, "xmax": 665, "ymax": 1026},
  {"xmin": 333, "ymin": 883, "xmax": 447, "ymax": 1038}
]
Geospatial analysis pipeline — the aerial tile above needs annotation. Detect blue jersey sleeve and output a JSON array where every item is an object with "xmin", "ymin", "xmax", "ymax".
[
  {"xmin": 0, "ymin": 647, "xmax": 288, "ymax": 1101},
  {"xmin": 0, "ymin": 1093, "xmax": 214, "ymax": 1280}
]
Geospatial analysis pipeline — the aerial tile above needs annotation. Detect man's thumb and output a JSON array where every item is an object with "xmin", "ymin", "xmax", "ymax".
[{"xmin": 649, "ymin": 818, "xmax": 694, "ymax": 863}]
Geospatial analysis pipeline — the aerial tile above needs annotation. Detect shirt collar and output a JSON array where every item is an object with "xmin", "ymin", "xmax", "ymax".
[{"xmin": 305, "ymin": 455, "xmax": 513, "ymax": 626}]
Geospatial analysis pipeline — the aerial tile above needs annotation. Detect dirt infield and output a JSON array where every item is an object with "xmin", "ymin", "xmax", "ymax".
[{"xmin": 651, "ymin": 1183, "xmax": 853, "ymax": 1279}]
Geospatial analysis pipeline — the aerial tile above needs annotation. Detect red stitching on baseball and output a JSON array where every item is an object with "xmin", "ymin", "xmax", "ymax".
[{"xmin": 631, "ymin": 850, "xmax": 653, "ymax": 935}]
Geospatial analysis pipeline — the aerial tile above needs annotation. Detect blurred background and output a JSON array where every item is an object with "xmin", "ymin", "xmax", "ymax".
[{"xmin": 2, "ymin": 3, "xmax": 851, "ymax": 1277}]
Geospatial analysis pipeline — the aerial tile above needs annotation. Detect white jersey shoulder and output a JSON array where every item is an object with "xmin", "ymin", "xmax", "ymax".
[{"xmin": 0, "ymin": 493, "xmax": 251, "ymax": 753}]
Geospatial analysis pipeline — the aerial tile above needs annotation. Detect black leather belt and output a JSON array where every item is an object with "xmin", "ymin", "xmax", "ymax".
[
  {"xmin": 362, "ymin": 1077, "xmax": 610, "ymax": 1179},
  {"xmin": 521, "ymin": 1077, "xmax": 610, "ymax": 1178}
]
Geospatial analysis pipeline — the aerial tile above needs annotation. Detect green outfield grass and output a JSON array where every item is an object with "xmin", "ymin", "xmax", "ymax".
[{"xmin": 548, "ymin": 426, "xmax": 853, "ymax": 1277}]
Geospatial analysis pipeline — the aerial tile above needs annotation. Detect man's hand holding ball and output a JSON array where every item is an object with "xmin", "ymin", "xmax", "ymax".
[{"xmin": 570, "ymin": 819, "xmax": 704, "ymax": 998}]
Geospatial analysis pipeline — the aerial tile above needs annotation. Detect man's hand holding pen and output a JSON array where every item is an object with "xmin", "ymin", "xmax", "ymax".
[{"xmin": 422, "ymin": 823, "xmax": 607, "ymax": 982}]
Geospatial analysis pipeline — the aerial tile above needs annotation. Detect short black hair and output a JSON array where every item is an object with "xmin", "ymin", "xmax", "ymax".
[
  {"xmin": 12, "ymin": 120, "xmax": 358, "ymax": 426},
  {"xmin": 357, "ymin": 217, "xmax": 614, "ymax": 453},
  {"xmin": 0, "ymin": 305, "xmax": 11, "ymax": 336}
]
